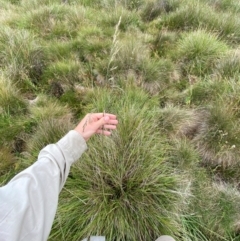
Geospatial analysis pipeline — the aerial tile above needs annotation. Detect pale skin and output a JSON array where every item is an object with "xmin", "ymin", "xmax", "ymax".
[{"xmin": 74, "ymin": 113, "xmax": 118, "ymax": 141}]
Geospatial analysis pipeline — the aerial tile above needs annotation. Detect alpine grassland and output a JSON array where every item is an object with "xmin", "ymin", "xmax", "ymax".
[{"xmin": 2, "ymin": 0, "xmax": 240, "ymax": 240}]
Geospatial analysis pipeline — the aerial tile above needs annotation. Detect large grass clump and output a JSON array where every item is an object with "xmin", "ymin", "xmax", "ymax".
[
  {"xmin": 174, "ymin": 30, "xmax": 229, "ymax": 76},
  {"xmin": 214, "ymin": 49, "xmax": 240, "ymax": 79},
  {"xmin": 162, "ymin": 0, "xmax": 240, "ymax": 43},
  {"xmin": 0, "ymin": 74, "xmax": 28, "ymax": 115},
  {"xmin": 181, "ymin": 170, "xmax": 240, "ymax": 241},
  {"xmin": 49, "ymin": 86, "xmax": 189, "ymax": 241},
  {"xmin": 0, "ymin": 27, "xmax": 46, "ymax": 87}
]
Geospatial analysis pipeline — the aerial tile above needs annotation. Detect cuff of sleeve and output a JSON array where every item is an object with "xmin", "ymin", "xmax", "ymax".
[{"xmin": 57, "ymin": 130, "xmax": 88, "ymax": 164}]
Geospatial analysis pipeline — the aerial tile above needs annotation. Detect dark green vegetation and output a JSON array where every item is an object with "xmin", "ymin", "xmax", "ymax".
[{"xmin": 1, "ymin": 0, "xmax": 240, "ymax": 240}]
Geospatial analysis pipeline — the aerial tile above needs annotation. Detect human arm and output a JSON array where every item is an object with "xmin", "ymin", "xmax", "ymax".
[{"xmin": 0, "ymin": 113, "xmax": 118, "ymax": 241}]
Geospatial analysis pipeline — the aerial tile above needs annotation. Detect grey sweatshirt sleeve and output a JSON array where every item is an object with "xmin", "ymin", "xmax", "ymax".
[{"xmin": 0, "ymin": 130, "xmax": 87, "ymax": 241}]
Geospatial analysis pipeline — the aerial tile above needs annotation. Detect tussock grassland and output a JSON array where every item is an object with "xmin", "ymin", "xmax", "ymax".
[{"xmin": 2, "ymin": 0, "xmax": 240, "ymax": 240}]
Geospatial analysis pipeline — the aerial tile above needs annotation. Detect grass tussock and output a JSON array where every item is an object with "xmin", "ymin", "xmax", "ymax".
[
  {"xmin": 162, "ymin": 1, "xmax": 240, "ymax": 43},
  {"xmin": 185, "ymin": 78, "xmax": 228, "ymax": 105},
  {"xmin": 15, "ymin": 5, "xmax": 87, "ymax": 39},
  {"xmin": 174, "ymin": 30, "xmax": 229, "ymax": 76},
  {"xmin": 50, "ymin": 86, "xmax": 188, "ymax": 241},
  {"xmin": 157, "ymin": 105, "xmax": 206, "ymax": 139},
  {"xmin": 2, "ymin": 0, "xmax": 240, "ymax": 240},
  {"xmin": 0, "ymin": 113, "xmax": 31, "ymax": 153},
  {"xmin": 192, "ymin": 102, "xmax": 240, "ymax": 180},
  {"xmin": 141, "ymin": 0, "xmax": 178, "ymax": 22},
  {"xmin": 214, "ymin": 49, "xmax": 240, "ymax": 79},
  {"xmin": 0, "ymin": 147, "xmax": 15, "ymax": 175},
  {"xmin": 0, "ymin": 27, "xmax": 44, "ymax": 85},
  {"xmin": 151, "ymin": 29, "xmax": 179, "ymax": 57},
  {"xmin": 169, "ymin": 138, "xmax": 200, "ymax": 170},
  {"xmin": 181, "ymin": 170, "xmax": 240, "ymax": 241},
  {"xmin": 29, "ymin": 95, "xmax": 72, "ymax": 121},
  {"xmin": 19, "ymin": 0, "xmax": 60, "ymax": 8},
  {"xmin": 107, "ymin": 33, "xmax": 150, "ymax": 75},
  {"xmin": 0, "ymin": 146, "xmax": 16, "ymax": 186},
  {"xmin": 0, "ymin": 74, "xmax": 28, "ymax": 115},
  {"xmin": 206, "ymin": 0, "xmax": 240, "ymax": 13},
  {"xmin": 42, "ymin": 60, "xmax": 83, "ymax": 87},
  {"xmin": 26, "ymin": 117, "xmax": 74, "ymax": 160},
  {"xmin": 99, "ymin": 7, "xmax": 142, "ymax": 32},
  {"xmin": 140, "ymin": 58, "xmax": 174, "ymax": 94}
]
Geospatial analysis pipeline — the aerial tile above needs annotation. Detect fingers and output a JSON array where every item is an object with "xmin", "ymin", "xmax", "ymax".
[
  {"xmin": 102, "ymin": 124, "xmax": 117, "ymax": 130},
  {"xmin": 86, "ymin": 115, "xmax": 117, "ymax": 132},
  {"xmin": 75, "ymin": 112, "xmax": 118, "ymax": 141},
  {"xmin": 96, "ymin": 129, "xmax": 112, "ymax": 136},
  {"xmin": 96, "ymin": 123, "xmax": 117, "ymax": 136},
  {"xmin": 95, "ymin": 115, "xmax": 118, "ymax": 136},
  {"xmin": 96, "ymin": 115, "xmax": 118, "ymax": 126},
  {"xmin": 91, "ymin": 113, "xmax": 117, "ymax": 120},
  {"xmin": 104, "ymin": 119, "xmax": 118, "ymax": 126}
]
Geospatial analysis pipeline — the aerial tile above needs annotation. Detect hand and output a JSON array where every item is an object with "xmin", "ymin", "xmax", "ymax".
[{"xmin": 74, "ymin": 113, "xmax": 118, "ymax": 141}]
